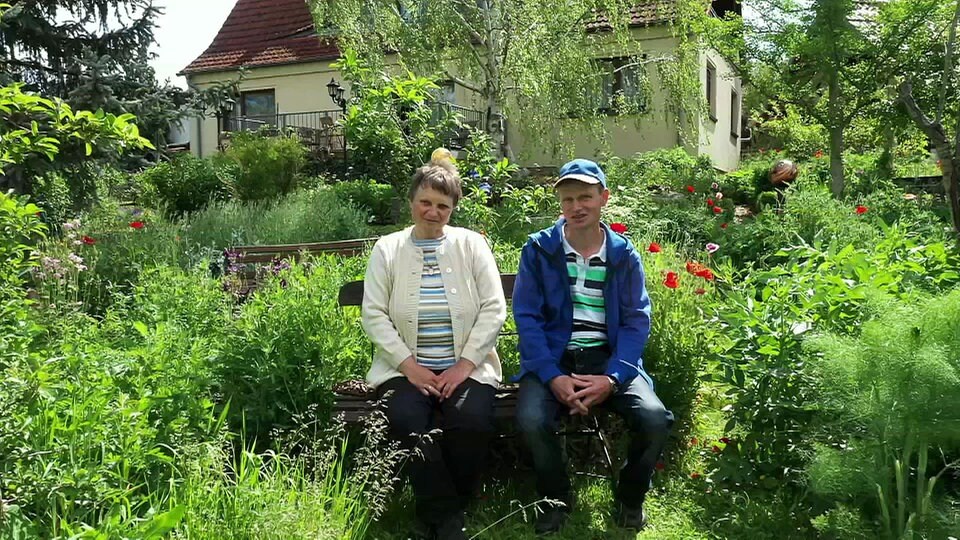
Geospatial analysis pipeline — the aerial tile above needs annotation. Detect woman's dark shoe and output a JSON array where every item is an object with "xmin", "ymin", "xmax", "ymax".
[{"xmin": 615, "ymin": 503, "xmax": 647, "ymax": 530}]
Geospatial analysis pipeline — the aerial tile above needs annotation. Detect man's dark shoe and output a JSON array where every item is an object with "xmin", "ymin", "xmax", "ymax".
[
  {"xmin": 434, "ymin": 512, "xmax": 467, "ymax": 540},
  {"xmin": 615, "ymin": 503, "xmax": 647, "ymax": 530}
]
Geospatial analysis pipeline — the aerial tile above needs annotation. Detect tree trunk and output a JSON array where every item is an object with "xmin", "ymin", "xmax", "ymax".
[
  {"xmin": 898, "ymin": 81, "xmax": 960, "ymax": 235},
  {"xmin": 829, "ymin": 125, "xmax": 845, "ymax": 197},
  {"xmin": 942, "ymin": 156, "xmax": 960, "ymax": 234},
  {"xmin": 828, "ymin": 71, "xmax": 845, "ymax": 197}
]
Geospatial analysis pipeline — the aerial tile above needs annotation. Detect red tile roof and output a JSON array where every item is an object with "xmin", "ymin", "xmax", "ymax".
[
  {"xmin": 181, "ymin": 0, "xmax": 339, "ymax": 75},
  {"xmin": 588, "ymin": 0, "xmax": 679, "ymax": 31}
]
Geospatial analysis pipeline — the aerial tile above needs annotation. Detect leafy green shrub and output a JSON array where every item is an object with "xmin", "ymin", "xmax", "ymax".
[
  {"xmin": 454, "ymin": 184, "xmax": 557, "ymax": 246},
  {"xmin": 329, "ymin": 179, "xmax": 398, "ymax": 225},
  {"xmin": 139, "ymin": 153, "xmax": 231, "ymax": 215},
  {"xmin": 222, "ymin": 131, "xmax": 307, "ymax": 201},
  {"xmin": 335, "ymin": 55, "xmax": 456, "ymax": 191},
  {"xmin": 709, "ymin": 233, "xmax": 960, "ymax": 489},
  {"xmin": 217, "ymin": 256, "xmax": 369, "ymax": 441},
  {"xmin": 604, "ymin": 148, "xmax": 719, "ymax": 192},
  {"xmin": 804, "ymin": 290, "xmax": 960, "ymax": 539},
  {"xmin": 182, "ymin": 187, "xmax": 373, "ymax": 250},
  {"xmin": 721, "ymin": 182, "xmax": 881, "ymax": 268}
]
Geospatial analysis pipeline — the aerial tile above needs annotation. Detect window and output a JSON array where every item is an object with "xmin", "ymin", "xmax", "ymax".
[
  {"xmin": 240, "ymin": 89, "xmax": 276, "ymax": 119},
  {"xmin": 593, "ymin": 57, "xmax": 648, "ymax": 115},
  {"xmin": 706, "ymin": 62, "xmax": 717, "ymax": 121},
  {"xmin": 730, "ymin": 88, "xmax": 740, "ymax": 138}
]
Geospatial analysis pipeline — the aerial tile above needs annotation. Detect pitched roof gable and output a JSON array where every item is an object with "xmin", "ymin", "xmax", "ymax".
[
  {"xmin": 181, "ymin": 0, "xmax": 339, "ymax": 75},
  {"xmin": 588, "ymin": 0, "xmax": 679, "ymax": 31}
]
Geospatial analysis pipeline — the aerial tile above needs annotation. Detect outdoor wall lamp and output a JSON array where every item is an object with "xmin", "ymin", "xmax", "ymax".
[{"xmin": 327, "ymin": 78, "xmax": 347, "ymax": 111}]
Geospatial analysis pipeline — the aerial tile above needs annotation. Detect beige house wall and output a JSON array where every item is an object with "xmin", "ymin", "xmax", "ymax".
[
  {"xmin": 698, "ymin": 48, "xmax": 742, "ymax": 172},
  {"xmin": 506, "ymin": 27, "xmax": 682, "ymax": 167},
  {"xmin": 187, "ymin": 61, "xmax": 346, "ymax": 157},
  {"xmin": 185, "ymin": 28, "xmax": 741, "ymax": 170}
]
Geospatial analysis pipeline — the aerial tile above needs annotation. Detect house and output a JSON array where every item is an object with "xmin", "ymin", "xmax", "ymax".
[{"xmin": 180, "ymin": 0, "xmax": 743, "ymax": 171}]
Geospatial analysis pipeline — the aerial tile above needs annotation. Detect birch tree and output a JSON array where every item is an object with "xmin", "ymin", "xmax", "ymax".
[{"xmin": 311, "ymin": 0, "xmax": 714, "ymax": 159}]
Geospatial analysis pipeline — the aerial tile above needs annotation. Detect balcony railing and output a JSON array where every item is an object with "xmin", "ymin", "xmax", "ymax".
[{"xmin": 220, "ymin": 103, "xmax": 486, "ymax": 154}]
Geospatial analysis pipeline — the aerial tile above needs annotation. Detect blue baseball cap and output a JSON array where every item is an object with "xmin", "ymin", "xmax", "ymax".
[{"xmin": 555, "ymin": 158, "xmax": 607, "ymax": 189}]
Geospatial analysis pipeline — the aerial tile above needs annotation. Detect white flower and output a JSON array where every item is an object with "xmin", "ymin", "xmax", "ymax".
[
  {"xmin": 715, "ymin": 192, "xmax": 723, "ymax": 200},
  {"xmin": 68, "ymin": 253, "xmax": 84, "ymax": 266},
  {"xmin": 705, "ymin": 242, "xmax": 720, "ymax": 254},
  {"xmin": 711, "ymin": 182, "xmax": 719, "ymax": 191}
]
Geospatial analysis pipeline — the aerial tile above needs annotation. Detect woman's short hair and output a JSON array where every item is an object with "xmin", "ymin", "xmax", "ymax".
[{"xmin": 407, "ymin": 148, "xmax": 463, "ymax": 206}]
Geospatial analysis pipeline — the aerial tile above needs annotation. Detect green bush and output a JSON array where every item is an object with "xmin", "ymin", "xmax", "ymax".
[
  {"xmin": 804, "ymin": 290, "xmax": 960, "ymax": 539},
  {"xmin": 329, "ymin": 179, "xmax": 398, "ymax": 225},
  {"xmin": 138, "ymin": 153, "xmax": 231, "ymax": 215},
  {"xmin": 182, "ymin": 187, "xmax": 373, "ymax": 251},
  {"xmin": 604, "ymin": 148, "xmax": 720, "ymax": 192},
  {"xmin": 223, "ymin": 131, "xmax": 307, "ymax": 201},
  {"xmin": 217, "ymin": 256, "xmax": 370, "ymax": 441},
  {"xmin": 335, "ymin": 55, "xmax": 457, "ymax": 191}
]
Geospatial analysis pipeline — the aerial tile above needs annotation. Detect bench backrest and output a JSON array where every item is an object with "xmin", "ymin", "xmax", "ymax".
[
  {"xmin": 338, "ymin": 274, "xmax": 517, "ymax": 307},
  {"xmin": 224, "ymin": 238, "xmax": 378, "ymax": 297}
]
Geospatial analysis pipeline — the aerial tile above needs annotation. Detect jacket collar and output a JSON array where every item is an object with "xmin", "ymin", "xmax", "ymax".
[{"xmin": 531, "ymin": 218, "xmax": 629, "ymax": 265}]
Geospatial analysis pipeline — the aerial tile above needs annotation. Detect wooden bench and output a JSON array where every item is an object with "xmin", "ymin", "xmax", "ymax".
[
  {"xmin": 331, "ymin": 273, "xmax": 617, "ymax": 477},
  {"xmin": 221, "ymin": 238, "xmax": 377, "ymax": 298}
]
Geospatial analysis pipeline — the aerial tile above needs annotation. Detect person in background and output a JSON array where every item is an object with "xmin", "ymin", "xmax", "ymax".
[
  {"xmin": 361, "ymin": 148, "xmax": 507, "ymax": 540},
  {"xmin": 513, "ymin": 158, "xmax": 673, "ymax": 534}
]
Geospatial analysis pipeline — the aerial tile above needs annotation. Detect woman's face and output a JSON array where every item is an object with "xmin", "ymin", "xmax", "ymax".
[{"xmin": 410, "ymin": 185, "xmax": 454, "ymax": 238}]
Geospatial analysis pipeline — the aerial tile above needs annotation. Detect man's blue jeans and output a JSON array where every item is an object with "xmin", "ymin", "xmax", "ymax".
[{"xmin": 516, "ymin": 352, "xmax": 673, "ymax": 508}]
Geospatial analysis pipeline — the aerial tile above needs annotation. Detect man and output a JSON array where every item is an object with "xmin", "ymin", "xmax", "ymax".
[{"xmin": 513, "ymin": 158, "xmax": 673, "ymax": 534}]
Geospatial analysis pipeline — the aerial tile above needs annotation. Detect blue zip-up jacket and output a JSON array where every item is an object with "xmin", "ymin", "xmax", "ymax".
[{"xmin": 513, "ymin": 218, "xmax": 653, "ymax": 386}]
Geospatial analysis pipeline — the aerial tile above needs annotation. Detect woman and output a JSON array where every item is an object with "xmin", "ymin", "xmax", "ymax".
[{"xmin": 361, "ymin": 149, "xmax": 506, "ymax": 540}]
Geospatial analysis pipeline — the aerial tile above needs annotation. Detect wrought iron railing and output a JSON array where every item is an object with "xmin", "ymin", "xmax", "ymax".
[{"xmin": 221, "ymin": 103, "xmax": 486, "ymax": 152}]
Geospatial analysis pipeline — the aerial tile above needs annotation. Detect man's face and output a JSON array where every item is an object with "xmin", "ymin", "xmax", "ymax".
[{"xmin": 556, "ymin": 180, "xmax": 609, "ymax": 232}]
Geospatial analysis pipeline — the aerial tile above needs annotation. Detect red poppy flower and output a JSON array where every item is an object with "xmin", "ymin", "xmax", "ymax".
[
  {"xmin": 129, "ymin": 221, "xmax": 145, "ymax": 229},
  {"xmin": 855, "ymin": 205, "xmax": 868, "ymax": 215},
  {"xmin": 719, "ymin": 437, "xmax": 731, "ymax": 444},
  {"xmin": 686, "ymin": 185, "xmax": 695, "ymax": 193},
  {"xmin": 720, "ymin": 223, "xmax": 728, "ymax": 229},
  {"xmin": 655, "ymin": 461, "xmax": 665, "ymax": 471},
  {"xmin": 695, "ymin": 287, "xmax": 706, "ymax": 295},
  {"xmin": 711, "ymin": 445, "xmax": 722, "ymax": 453},
  {"xmin": 696, "ymin": 268, "xmax": 715, "ymax": 281},
  {"xmin": 648, "ymin": 242, "xmax": 662, "ymax": 253},
  {"xmin": 707, "ymin": 198, "xmax": 714, "ymax": 206},
  {"xmin": 610, "ymin": 222, "xmax": 628, "ymax": 234},
  {"xmin": 690, "ymin": 472, "xmax": 702, "ymax": 479},
  {"xmin": 663, "ymin": 271, "xmax": 679, "ymax": 289},
  {"xmin": 712, "ymin": 206, "xmax": 723, "ymax": 214},
  {"xmin": 81, "ymin": 235, "xmax": 96, "ymax": 245},
  {"xmin": 814, "ymin": 149, "xmax": 824, "ymax": 158}
]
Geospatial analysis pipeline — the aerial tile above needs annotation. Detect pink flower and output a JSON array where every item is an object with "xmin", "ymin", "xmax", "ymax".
[{"xmin": 705, "ymin": 242, "xmax": 719, "ymax": 254}]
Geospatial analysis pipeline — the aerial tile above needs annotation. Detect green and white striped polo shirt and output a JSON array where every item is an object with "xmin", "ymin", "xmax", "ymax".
[{"xmin": 562, "ymin": 228, "xmax": 608, "ymax": 349}]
